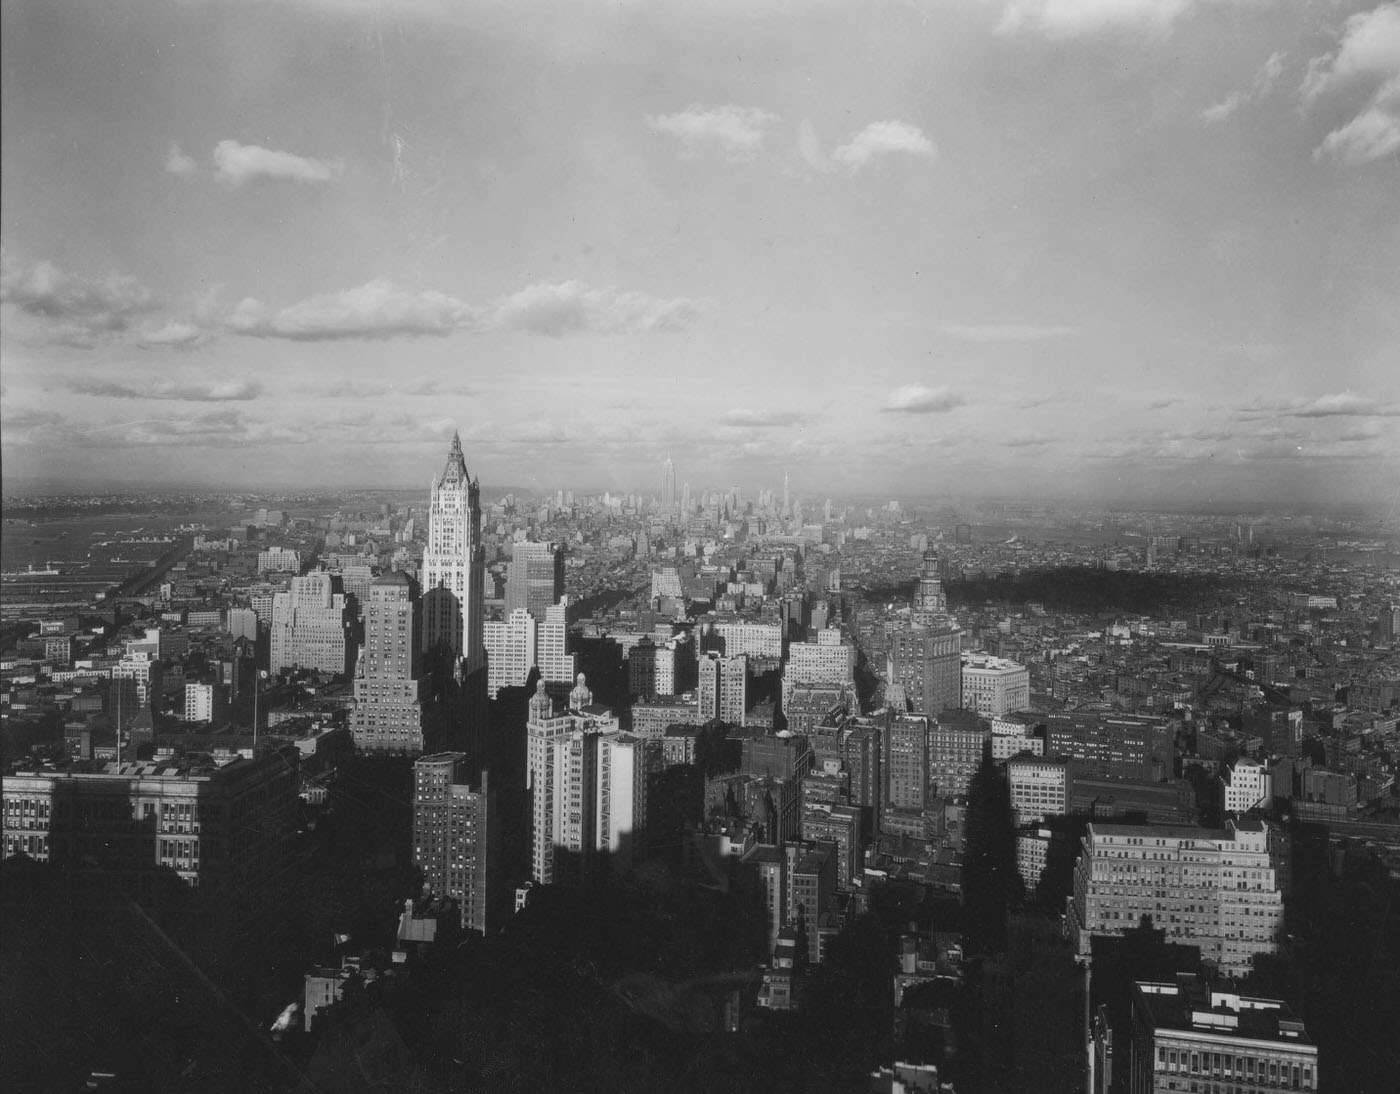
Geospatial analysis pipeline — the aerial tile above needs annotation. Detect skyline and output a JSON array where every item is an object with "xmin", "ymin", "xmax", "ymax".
[{"xmin": 2, "ymin": 0, "xmax": 1398, "ymax": 506}]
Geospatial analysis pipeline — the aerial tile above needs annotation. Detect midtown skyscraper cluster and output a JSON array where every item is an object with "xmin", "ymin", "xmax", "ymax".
[{"xmin": 7, "ymin": 437, "xmax": 1398, "ymax": 1092}]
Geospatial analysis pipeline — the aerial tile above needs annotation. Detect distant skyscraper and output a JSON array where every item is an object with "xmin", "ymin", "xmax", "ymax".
[
  {"xmin": 662, "ymin": 455, "xmax": 676, "ymax": 509},
  {"xmin": 504, "ymin": 540, "xmax": 563, "ymax": 621},
  {"xmin": 681, "ymin": 482, "xmax": 691, "ymax": 513},
  {"xmin": 351, "ymin": 571, "xmax": 428, "ymax": 754},
  {"xmin": 411, "ymin": 752, "xmax": 499, "ymax": 934},
  {"xmin": 422, "ymin": 432, "xmax": 485, "ymax": 675},
  {"xmin": 783, "ymin": 474, "xmax": 790, "ymax": 515}
]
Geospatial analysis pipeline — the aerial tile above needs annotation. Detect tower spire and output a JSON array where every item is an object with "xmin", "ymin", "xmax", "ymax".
[{"xmin": 441, "ymin": 429, "xmax": 469, "ymax": 484}]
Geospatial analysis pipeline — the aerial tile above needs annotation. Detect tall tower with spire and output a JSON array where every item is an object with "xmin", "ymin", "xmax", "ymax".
[
  {"xmin": 662, "ymin": 455, "xmax": 676, "ymax": 509},
  {"xmin": 423, "ymin": 431, "xmax": 486, "ymax": 676}
]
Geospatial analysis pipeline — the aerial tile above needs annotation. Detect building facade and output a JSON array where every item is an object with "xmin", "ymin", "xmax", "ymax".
[
  {"xmin": 885, "ymin": 713, "xmax": 931, "ymax": 811},
  {"xmin": 525, "ymin": 682, "xmax": 621, "ymax": 884},
  {"xmin": 1067, "ymin": 820, "xmax": 1286, "ymax": 978},
  {"xmin": 698, "ymin": 651, "xmax": 748, "ymax": 726},
  {"xmin": 351, "ymin": 572, "xmax": 429, "ymax": 755},
  {"xmin": 2, "ymin": 752, "xmax": 296, "ymax": 910},
  {"xmin": 961, "ymin": 654, "xmax": 1031, "ymax": 717},
  {"xmin": 888, "ymin": 622, "xmax": 962, "ymax": 717},
  {"xmin": 1008, "ymin": 756, "xmax": 1069, "ymax": 826},
  {"xmin": 412, "ymin": 752, "xmax": 498, "ymax": 934},
  {"xmin": 504, "ymin": 541, "xmax": 564, "ymax": 622},
  {"xmin": 269, "ymin": 571, "xmax": 354, "ymax": 676}
]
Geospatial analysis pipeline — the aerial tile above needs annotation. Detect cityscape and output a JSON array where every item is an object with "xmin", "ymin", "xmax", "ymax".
[{"xmin": 3, "ymin": 2, "xmax": 1400, "ymax": 1094}]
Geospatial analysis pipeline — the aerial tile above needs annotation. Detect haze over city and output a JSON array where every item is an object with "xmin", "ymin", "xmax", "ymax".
[{"xmin": 2, "ymin": 0, "xmax": 1398, "ymax": 504}]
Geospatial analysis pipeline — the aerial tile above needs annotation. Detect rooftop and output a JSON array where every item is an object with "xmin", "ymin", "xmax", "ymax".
[{"xmin": 1136, "ymin": 978, "xmax": 1313, "ymax": 1047}]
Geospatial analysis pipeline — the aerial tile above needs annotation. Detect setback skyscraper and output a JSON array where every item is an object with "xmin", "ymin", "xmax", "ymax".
[{"xmin": 351, "ymin": 571, "xmax": 429, "ymax": 755}]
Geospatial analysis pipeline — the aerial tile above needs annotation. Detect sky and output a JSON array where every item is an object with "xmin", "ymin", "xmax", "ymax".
[{"xmin": 2, "ymin": 0, "xmax": 1397, "ymax": 507}]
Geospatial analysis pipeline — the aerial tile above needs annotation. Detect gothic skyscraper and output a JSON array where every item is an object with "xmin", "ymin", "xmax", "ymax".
[
  {"xmin": 421, "ymin": 431, "xmax": 489, "ymax": 767},
  {"xmin": 423, "ymin": 431, "xmax": 486, "ymax": 673}
]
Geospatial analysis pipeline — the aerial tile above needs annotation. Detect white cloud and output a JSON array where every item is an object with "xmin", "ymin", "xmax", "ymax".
[
  {"xmin": 1315, "ymin": 77, "xmax": 1400, "ymax": 166},
  {"xmin": 831, "ymin": 121, "xmax": 935, "ymax": 172},
  {"xmin": 219, "ymin": 279, "xmax": 703, "ymax": 341},
  {"xmin": 1202, "ymin": 50, "xmax": 1286, "ymax": 123},
  {"xmin": 165, "ymin": 143, "xmax": 199, "ymax": 178},
  {"xmin": 69, "ymin": 378, "xmax": 264, "ymax": 401},
  {"xmin": 997, "ymin": 0, "xmax": 1193, "ymax": 37},
  {"xmin": 225, "ymin": 280, "xmax": 473, "ymax": 340},
  {"xmin": 0, "ymin": 253, "xmax": 156, "ymax": 343},
  {"xmin": 1238, "ymin": 392, "xmax": 1400, "ymax": 418},
  {"xmin": 137, "ymin": 321, "xmax": 211, "ymax": 348},
  {"xmin": 646, "ymin": 105, "xmax": 780, "ymax": 163},
  {"xmin": 485, "ymin": 281, "xmax": 703, "ymax": 336},
  {"xmin": 1300, "ymin": 3, "xmax": 1400, "ymax": 103},
  {"xmin": 211, "ymin": 139, "xmax": 343, "ymax": 187},
  {"xmin": 882, "ymin": 384, "xmax": 968, "ymax": 414},
  {"xmin": 1301, "ymin": 4, "xmax": 1400, "ymax": 166}
]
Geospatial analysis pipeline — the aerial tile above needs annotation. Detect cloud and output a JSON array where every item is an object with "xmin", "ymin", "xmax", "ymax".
[
  {"xmin": 882, "ymin": 385, "xmax": 968, "ymax": 414},
  {"xmin": 224, "ymin": 280, "xmax": 474, "ymax": 340},
  {"xmin": 830, "ymin": 121, "xmax": 935, "ymax": 172},
  {"xmin": 938, "ymin": 322, "xmax": 1075, "ymax": 342},
  {"xmin": 219, "ymin": 279, "xmax": 703, "ymax": 341},
  {"xmin": 1003, "ymin": 433, "xmax": 1053, "ymax": 448},
  {"xmin": 1145, "ymin": 397, "xmax": 1184, "ymax": 410},
  {"xmin": 1300, "ymin": 3, "xmax": 1400, "ymax": 103},
  {"xmin": 211, "ymin": 139, "xmax": 342, "ymax": 187},
  {"xmin": 1302, "ymin": 4, "xmax": 1400, "ymax": 166},
  {"xmin": 68, "ymin": 378, "xmax": 264, "ymax": 402},
  {"xmin": 0, "ymin": 405, "xmax": 66, "ymax": 447},
  {"xmin": 485, "ymin": 281, "xmax": 703, "ymax": 336},
  {"xmin": 1314, "ymin": 77, "xmax": 1400, "ymax": 166},
  {"xmin": 137, "ymin": 321, "xmax": 212, "ymax": 348},
  {"xmin": 0, "ymin": 253, "xmax": 156, "ymax": 343},
  {"xmin": 165, "ymin": 143, "xmax": 199, "ymax": 178},
  {"xmin": 997, "ymin": 0, "xmax": 1194, "ymax": 37},
  {"xmin": 72, "ymin": 410, "xmax": 311, "ymax": 449},
  {"xmin": 646, "ymin": 105, "xmax": 779, "ymax": 163},
  {"xmin": 1238, "ymin": 392, "xmax": 1400, "ymax": 418},
  {"xmin": 720, "ymin": 409, "xmax": 809, "ymax": 428},
  {"xmin": 1202, "ymin": 50, "xmax": 1286, "ymax": 123}
]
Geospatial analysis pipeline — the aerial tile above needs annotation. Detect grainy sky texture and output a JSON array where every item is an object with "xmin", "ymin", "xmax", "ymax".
[{"xmin": 2, "ymin": 0, "xmax": 1397, "ymax": 504}]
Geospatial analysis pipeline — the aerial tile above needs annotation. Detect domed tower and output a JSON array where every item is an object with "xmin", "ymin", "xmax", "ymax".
[
  {"xmin": 528, "ymin": 678, "xmax": 556, "ymax": 723},
  {"xmin": 569, "ymin": 672, "xmax": 593, "ymax": 711}
]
